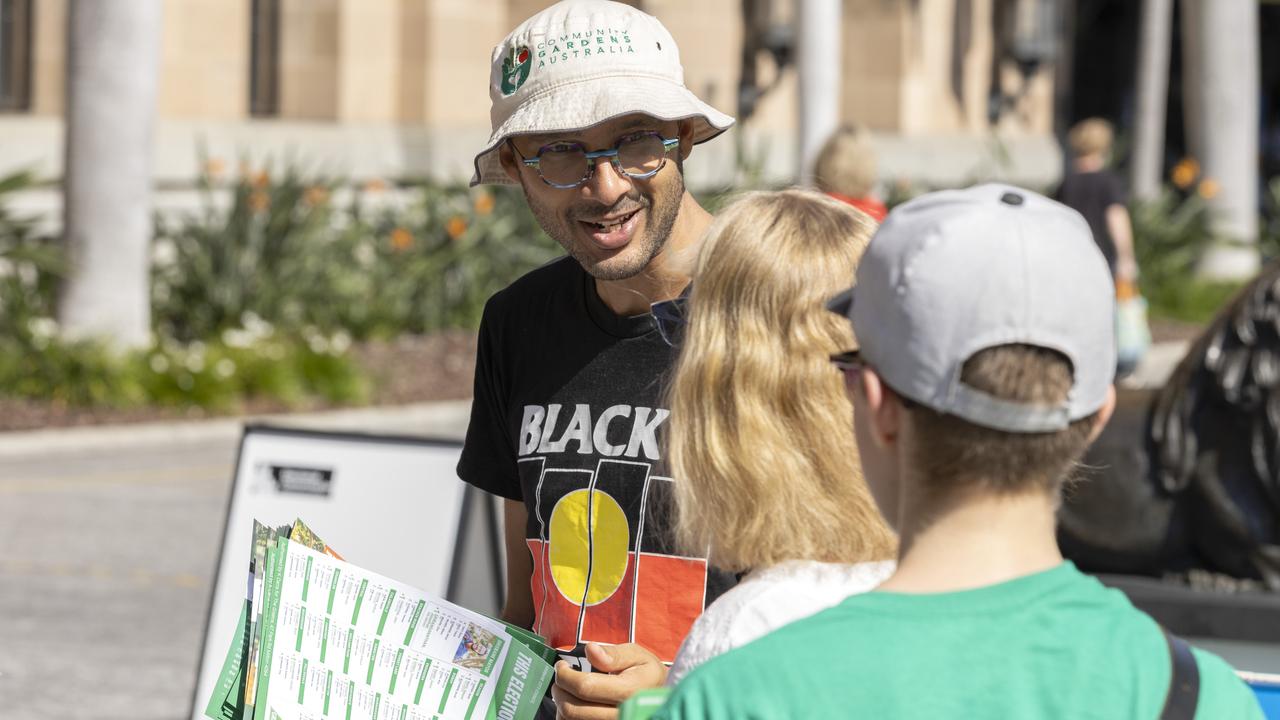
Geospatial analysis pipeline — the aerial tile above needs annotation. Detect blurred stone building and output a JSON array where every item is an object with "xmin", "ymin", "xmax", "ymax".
[{"xmin": 0, "ymin": 0, "xmax": 1062, "ymax": 196}]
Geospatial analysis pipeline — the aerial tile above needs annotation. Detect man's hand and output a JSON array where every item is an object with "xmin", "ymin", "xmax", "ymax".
[{"xmin": 552, "ymin": 643, "xmax": 667, "ymax": 720}]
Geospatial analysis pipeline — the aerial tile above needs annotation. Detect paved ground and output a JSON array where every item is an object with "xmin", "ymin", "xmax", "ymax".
[
  {"xmin": 0, "ymin": 402, "xmax": 474, "ymax": 720},
  {"xmin": 0, "ymin": 437, "xmax": 238, "ymax": 719}
]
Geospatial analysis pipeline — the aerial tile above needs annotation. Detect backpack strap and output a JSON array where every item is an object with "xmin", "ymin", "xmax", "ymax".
[{"xmin": 1159, "ymin": 629, "xmax": 1200, "ymax": 720}]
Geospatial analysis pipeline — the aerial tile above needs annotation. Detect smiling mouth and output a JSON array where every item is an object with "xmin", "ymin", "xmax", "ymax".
[
  {"xmin": 576, "ymin": 208, "xmax": 643, "ymax": 251},
  {"xmin": 580, "ymin": 209, "xmax": 641, "ymax": 232}
]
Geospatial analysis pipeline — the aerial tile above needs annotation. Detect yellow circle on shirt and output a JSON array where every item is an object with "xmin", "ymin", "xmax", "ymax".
[{"xmin": 548, "ymin": 488, "xmax": 630, "ymax": 606}]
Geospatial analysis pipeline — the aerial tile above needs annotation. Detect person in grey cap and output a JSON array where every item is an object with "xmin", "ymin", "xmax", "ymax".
[
  {"xmin": 653, "ymin": 185, "xmax": 1262, "ymax": 719},
  {"xmin": 455, "ymin": 1, "xmax": 736, "ymax": 717}
]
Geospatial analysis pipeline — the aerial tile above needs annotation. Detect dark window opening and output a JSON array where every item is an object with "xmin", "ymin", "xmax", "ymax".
[
  {"xmin": 0, "ymin": 0, "xmax": 32, "ymax": 112},
  {"xmin": 249, "ymin": 0, "xmax": 280, "ymax": 117}
]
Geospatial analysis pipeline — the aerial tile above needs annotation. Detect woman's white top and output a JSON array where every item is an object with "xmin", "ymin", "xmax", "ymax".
[{"xmin": 666, "ymin": 559, "xmax": 896, "ymax": 685}]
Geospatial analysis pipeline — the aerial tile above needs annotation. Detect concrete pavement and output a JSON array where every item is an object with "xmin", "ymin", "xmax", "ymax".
[{"xmin": 0, "ymin": 401, "xmax": 473, "ymax": 720}]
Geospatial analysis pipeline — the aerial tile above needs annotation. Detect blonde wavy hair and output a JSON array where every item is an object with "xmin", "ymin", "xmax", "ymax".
[{"xmin": 668, "ymin": 189, "xmax": 897, "ymax": 573}]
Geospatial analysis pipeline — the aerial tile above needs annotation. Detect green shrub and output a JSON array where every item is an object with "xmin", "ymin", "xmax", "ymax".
[
  {"xmin": 1125, "ymin": 181, "xmax": 1280, "ymax": 323},
  {"xmin": 353, "ymin": 182, "xmax": 562, "ymax": 335},
  {"xmin": 151, "ymin": 163, "xmax": 345, "ymax": 342},
  {"xmin": 152, "ymin": 166, "xmax": 563, "ymax": 342},
  {"xmin": 1261, "ymin": 176, "xmax": 1280, "ymax": 261},
  {"xmin": 0, "ymin": 170, "xmax": 64, "ymax": 348},
  {"xmin": 1129, "ymin": 186, "xmax": 1220, "ymax": 322},
  {"xmin": 0, "ymin": 318, "xmax": 367, "ymax": 411}
]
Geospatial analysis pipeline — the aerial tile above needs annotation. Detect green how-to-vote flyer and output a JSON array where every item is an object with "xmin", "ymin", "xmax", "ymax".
[{"xmin": 205, "ymin": 521, "xmax": 554, "ymax": 720}]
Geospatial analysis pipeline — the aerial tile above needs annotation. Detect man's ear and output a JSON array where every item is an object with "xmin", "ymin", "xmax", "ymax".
[
  {"xmin": 497, "ymin": 142, "xmax": 522, "ymax": 184},
  {"xmin": 677, "ymin": 120, "xmax": 696, "ymax": 161},
  {"xmin": 1086, "ymin": 385, "xmax": 1117, "ymax": 443},
  {"xmin": 860, "ymin": 369, "xmax": 901, "ymax": 448}
]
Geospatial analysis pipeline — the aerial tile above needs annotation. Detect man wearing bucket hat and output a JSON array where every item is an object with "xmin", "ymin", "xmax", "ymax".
[
  {"xmin": 456, "ymin": 1, "xmax": 737, "ymax": 717},
  {"xmin": 653, "ymin": 185, "xmax": 1263, "ymax": 718}
]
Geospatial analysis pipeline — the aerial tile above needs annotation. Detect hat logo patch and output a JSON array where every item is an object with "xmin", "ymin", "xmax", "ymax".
[{"xmin": 501, "ymin": 46, "xmax": 532, "ymax": 96}]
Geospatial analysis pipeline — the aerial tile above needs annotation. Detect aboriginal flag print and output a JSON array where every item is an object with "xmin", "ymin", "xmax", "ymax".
[
  {"xmin": 517, "ymin": 455, "xmax": 709, "ymax": 666},
  {"xmin": 456, "ymin": 259, "xmax": 736, "ymax": 670}
]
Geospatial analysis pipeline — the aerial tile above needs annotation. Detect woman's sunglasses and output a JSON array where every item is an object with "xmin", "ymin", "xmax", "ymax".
[
  {"xmin": 830, "ymin": 350, "xmax": 917, "ymax": 408},
  {"xmin": 829, "ymin": 349, "xmax": 867, "ymax": 377}
]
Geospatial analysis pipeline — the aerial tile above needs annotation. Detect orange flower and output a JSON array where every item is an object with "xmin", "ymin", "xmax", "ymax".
[
  {"xmin": 1171, "ymin": 158, "xmax": 1199, "ymax": 189},
  {"xmin": 389, "ymin": 227, "xmax": 414, "ymax": 251},
  {"xmin": 251, "ymin": 170, "xmax": 271, "ymax": 190},
  {"xmin": 1197, "ymin": 178, "xmax": 1220, "ymax": 200},
  {"xmin": 446, "ymin": 215, "xmax": 468, "ymax": 240},
  {"xmin": 303, "ymin": 186, "xmax": 330, "ymax": 207},
  {"xmin": 248, "ymin": 190, "xmax": 270, "ymax": 213},
  {"xmin": 363, "ymin": 178, "xmax": 388, "ymax": 194},
  {"xmin": 473, "ymin": 191, "xmax": 495, "ymax": 216},
  {"xmin": 204, "ymin": 158, "xmax": 226, "ymax": 179}
]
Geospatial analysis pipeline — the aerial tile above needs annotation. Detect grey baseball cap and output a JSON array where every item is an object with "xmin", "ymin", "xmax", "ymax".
[{"xmin": 828, "ymin": 183, "xmax": 1116, "ymax": 433}]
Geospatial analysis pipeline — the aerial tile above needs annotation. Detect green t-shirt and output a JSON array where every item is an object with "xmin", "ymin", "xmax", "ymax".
[{"xmin": 657, "ymin": 562, "xmax": 1262, "ymax": 719}]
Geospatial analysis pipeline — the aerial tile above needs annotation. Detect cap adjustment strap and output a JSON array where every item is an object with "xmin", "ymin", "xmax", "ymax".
[{"xmin": 948, "ymin": 383, "xmax": 1071, "ymax": 433}]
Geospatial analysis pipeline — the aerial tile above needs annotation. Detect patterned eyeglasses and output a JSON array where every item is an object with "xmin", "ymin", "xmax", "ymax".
[{"xmin": 512, "ymin": 131, "xmax": 680, "ymax": 189}]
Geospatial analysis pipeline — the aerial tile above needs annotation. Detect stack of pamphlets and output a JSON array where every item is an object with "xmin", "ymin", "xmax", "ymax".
[{"xmin": 204, "ymin": 519, "xmax": 556, "ymax": 720}]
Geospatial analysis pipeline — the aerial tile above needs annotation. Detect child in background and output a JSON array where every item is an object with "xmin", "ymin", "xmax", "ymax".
[
  {"xmin": 813, "ymin": 125, "xmax": 888, "ymax": 222},
  {"xmin": 1057, "ymin": 118, "xmax": 1149, "ymax": 373},
  {"xmin": 1055, "ymin": 117, "xmax": 1140, "ymax": 285}
]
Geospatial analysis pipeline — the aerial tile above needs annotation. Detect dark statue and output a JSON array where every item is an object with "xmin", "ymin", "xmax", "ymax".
[{"xmin": 1059, "ymin": 259, "xmax": 1280, "ymax": 591}]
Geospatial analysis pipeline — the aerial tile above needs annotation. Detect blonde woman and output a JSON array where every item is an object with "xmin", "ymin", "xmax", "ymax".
[{"xmin": 662, "ymin": 189, "xmax": 897, "ymax": 685}]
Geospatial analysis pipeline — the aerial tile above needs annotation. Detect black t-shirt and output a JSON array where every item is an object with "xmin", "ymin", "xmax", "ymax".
[
  {"xmin": 1055, "ymin": 169, "xmax": 1127, "ymax": 272},
  {"xmin": 457, "ymin": 256, "xmax": 735, "ymax": 669}
]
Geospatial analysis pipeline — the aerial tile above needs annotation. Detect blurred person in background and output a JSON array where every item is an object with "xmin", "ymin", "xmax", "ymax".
[
  {"xmin": 812, "ymin": 125, "xmax": 888, "ymax": 222},
  {"xmin": 654, "ymin": 185, "xmax": 1261, "ymax": 719},
  {"xmin": 455, "ymin": 1, "xmax": 737, "ymax": 717},
  {"xmin": 661, "ymin": 189, "xmax": 897, "ymax": 686},
  {"xmin": 1057, "ymin": 118, "xmax": 1149, "ymax": 375},
  {"xmin": 1055, "ymin": 118, "xmax": 1140, "ymax": 285}
]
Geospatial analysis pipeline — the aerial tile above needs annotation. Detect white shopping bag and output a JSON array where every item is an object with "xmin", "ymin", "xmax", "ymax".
[{"xmin": 1116, "ymin": 290, "xmax": 1152, "ymax": 374}]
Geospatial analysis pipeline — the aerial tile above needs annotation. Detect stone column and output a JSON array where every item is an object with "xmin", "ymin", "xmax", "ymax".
[
  {"xmin": 1185, "ymin": 0, "xmax": 1260, "ymax": 280},
  {"xmin": 59, "ymin": 0, "xmax": 163, "ymax": 348}
]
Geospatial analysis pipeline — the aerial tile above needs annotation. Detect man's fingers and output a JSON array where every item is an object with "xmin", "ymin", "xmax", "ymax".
[
  {"xmin": 552, "ymin": 644, "xmax": 666, "ymax": 716},
  {"xmin": 555, "ymin": 661, "xmax": 633, "ymax": 706},
  {"xmin": 584, "ymin": 643, "xmax": 620, "ymax": 671},
  {"xmin": 551, "ymin": 682, "xmax": 618, "ymax": 720},
  {"xmin": 587, "ymin": 642, "xmax": 657, "ymax": 672}
]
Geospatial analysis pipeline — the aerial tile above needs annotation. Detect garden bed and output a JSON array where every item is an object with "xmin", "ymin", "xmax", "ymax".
[
  {"xmin": 0, "ymin": 331, "xmax": 478, "ymax": 433},
  {"xmin": 0, "ymin": 319, "xmax": 1210, "ymax": 434}
]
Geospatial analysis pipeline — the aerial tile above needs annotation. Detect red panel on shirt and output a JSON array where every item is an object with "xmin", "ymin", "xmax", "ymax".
[{"xmin": 632, "ymin": 553, "xmax": 708, "ymax": 661}]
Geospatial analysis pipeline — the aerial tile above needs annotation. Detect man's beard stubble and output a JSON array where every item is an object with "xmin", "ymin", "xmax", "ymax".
[{"xmin": 521, "ymin": 169, "xmax": 685, "ymax": 282}]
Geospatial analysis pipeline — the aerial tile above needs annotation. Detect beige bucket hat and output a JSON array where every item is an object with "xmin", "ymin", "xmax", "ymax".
[{"xmin": 471, "ymin": 0, "xmax": 735, "ymax": 186}]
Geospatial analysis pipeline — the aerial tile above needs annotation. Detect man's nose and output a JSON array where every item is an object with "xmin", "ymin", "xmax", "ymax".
[{"xmin": 579, "ymin": 156, "xmax": 633, "ymax": 207}]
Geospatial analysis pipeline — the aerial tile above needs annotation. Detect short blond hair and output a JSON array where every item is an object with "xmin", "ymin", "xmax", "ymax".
[
  {"xmin": 812, "ymin": 125, "xmax": 879, "ymax": 198},
  {"xmin": 1068, "ymin": 118, "xmax": 1114, "ymax": 158},
  {"xmin": 668, "ymin": 189, "xmax": 896, "ymax": 573}
]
